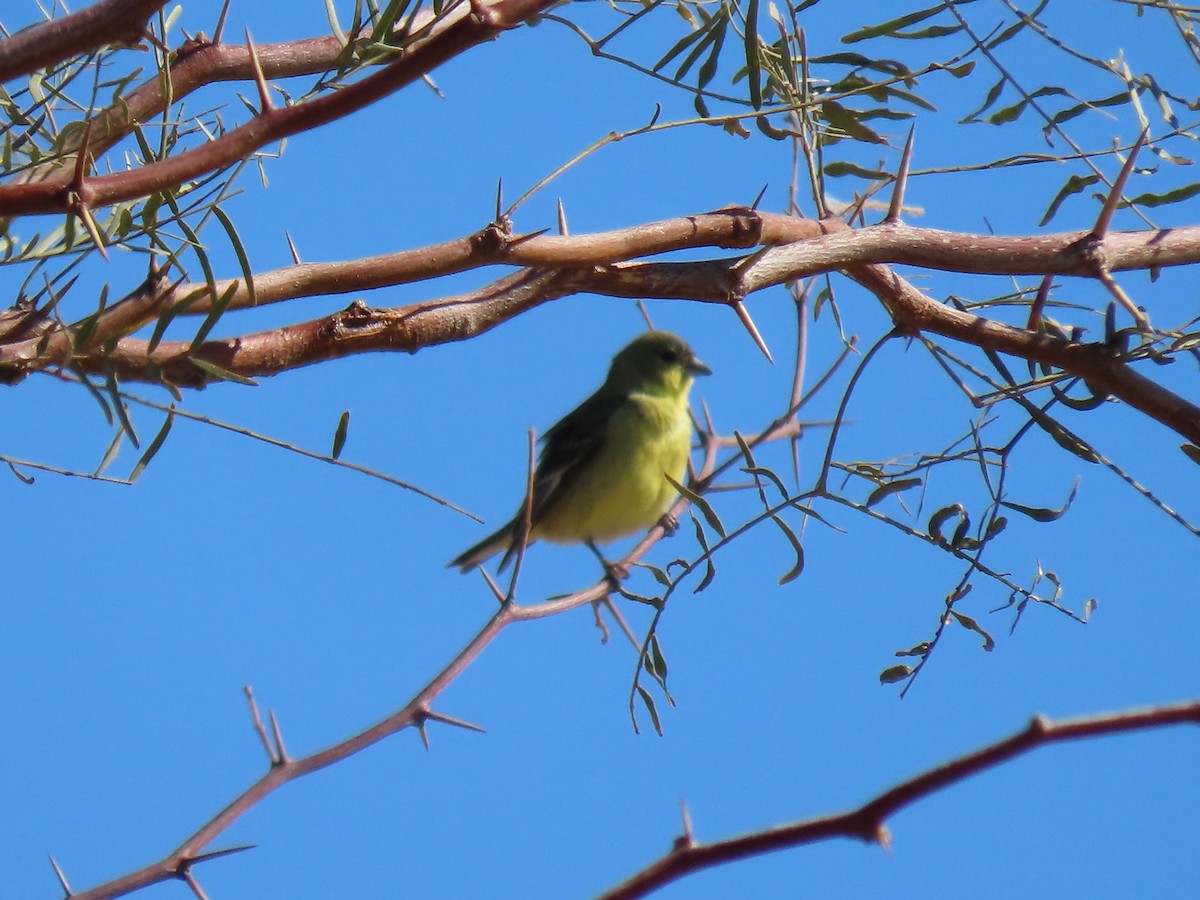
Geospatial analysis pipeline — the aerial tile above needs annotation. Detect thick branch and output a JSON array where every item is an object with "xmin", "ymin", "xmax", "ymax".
[
  {"xmin": 598, "ymin": 699, "xmax": 1200, "ymax": 900},
  {"xmin": 0, "ymin": 0, "xmax": 557, "ymax": 217},
  {"xmin": 0, "ymin": 0, "xmax": 166, "ymax": 82},
  {"xmin": 17, "ymin": 13, "xmax": 455, "ymax": 182}
]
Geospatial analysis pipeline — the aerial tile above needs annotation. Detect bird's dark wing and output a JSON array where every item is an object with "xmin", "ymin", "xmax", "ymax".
[
  {"xmin": 493, "ymin": 387, "xmax": 624, "ymax": 572},
  {"xmin": 529, "ymin": 387, "xmax": 624, "ymax": 525}
]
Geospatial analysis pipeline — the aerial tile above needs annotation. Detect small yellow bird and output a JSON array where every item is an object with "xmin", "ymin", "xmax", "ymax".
[{"xmin": 450, "ymin": 330, "xmax": 711, "ymax": 572}]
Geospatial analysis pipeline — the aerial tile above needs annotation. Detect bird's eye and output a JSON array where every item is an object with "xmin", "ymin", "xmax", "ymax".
[{"xmin": 659, "ymin": 349, "xmax": 677, "ymax": 363}]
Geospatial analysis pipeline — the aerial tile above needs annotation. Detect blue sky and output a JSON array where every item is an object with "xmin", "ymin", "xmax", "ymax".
[{"xmin": 2, "ymin": 1, "xmax": 1199, "ymax": 898}]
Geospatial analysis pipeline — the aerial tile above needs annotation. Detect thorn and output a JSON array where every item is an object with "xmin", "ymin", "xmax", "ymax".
[
  {"xmin": 244, "ymin": 29, "xmax": 273, "ymax": 113},
  {"xmin": 731, "ymin": 300, "xmax": 773, "ymax": 363},
  {"xmin": 243, "ymin": 685, "xmax": 277, "ymax": 765},
  {"xmin": 494, "ymin": 178, "xmax": 504, "ymax": 223},
  {"xmin": 505, "ymin": 227, "xmax": 551, "ymax": 248},
  {"xmin": 875, "ymin": 822, "xmax": 893, "ymax": 853},
  {"xmin": 190, "ymin": 844, "xmax": 256, "ymax": 865},
  {"xmin": 1096, "ymin": 268, "xmax": 1149, "ymax": 332},
  {"xmin": 680, "ymin": 798, "xmax": 695, "ymax": 844},
  {"xmin": 213, "ymin": 0, "xmax": 232, "ymax": 43},
  {"xmin": 74, "ymin": 200, "xmax": 109, "ymax": 261},
  {"xmin": 424, "ymin": 708, "xmax": 488, "ymax": 734},
  {"xmin": 635, "ymin": 299, "xmax": 656, "ymax": 331},
  {"xmin": 1092, "ymin": 127, "xmax": 1148, "ymax": 240},
  {"xmin": 268, "ymin": 709, "xmax": 290, "ymax": 764},
  {"xmin": 284, "ymin": 231, "xmax": 301, "ymax": 265},
  {"xmin": 556, "ymin": 198, "xmax": 569, "ymax": 235},
  {"xmin": 1025, "ymin": 274, "xmax": 1053, "ymax": 332},
  {"xmin": 700, "ymin": 397, "xmax": 715, "ymax": 436},
  {"xmin": 750, "ymin": 183, "xmax": 769, "ymax": 211},
  {"xmin": 71, "ymin": 120, "xmax": 93, "ymax": 192},
  {"xmin": 885, "ymin": 125, "xmax": 915, "ymax": 224},
  {"xmin": 181, "ymin": 870, "xmax": 208, "ymax": 900},
  {"xmin": 416, "ymin": 717, "xmax": 430, "ymax": 750},
  {"xmin": 48, "ymin": 854, "xmax": 72, "ymax": 896}
]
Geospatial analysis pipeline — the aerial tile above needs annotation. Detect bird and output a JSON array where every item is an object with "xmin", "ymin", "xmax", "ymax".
[{"xmin": 449, "ymin": 330, "xmax": 711, "ymax": 573}]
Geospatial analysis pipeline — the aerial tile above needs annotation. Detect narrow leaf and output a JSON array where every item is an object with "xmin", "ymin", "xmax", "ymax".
[
  {"xmin": 129, "ymin": 407, "xmax": 175, "ymax": 482},
  {"xmin": 332, "ymin": 411, "xmax": 351, "ymax": 459}
]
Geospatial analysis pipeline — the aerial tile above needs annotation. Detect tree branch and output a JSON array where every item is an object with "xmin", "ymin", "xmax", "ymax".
[
  {"xmin": 597, "ymin": 699, "xmax": 1200, "ymax": 900},
  {"xmin": 0, "ymin": 0, "xmax": 559, "ymax": 217},
  {"xmin": 0, "ymin": 0, "xmax": 166, "ymax": 82}
]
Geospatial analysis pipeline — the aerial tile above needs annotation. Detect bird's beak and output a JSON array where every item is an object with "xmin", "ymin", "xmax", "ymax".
[{"xmin": 687, "ymin": 355, "xmax": 712, "ymax": 376}]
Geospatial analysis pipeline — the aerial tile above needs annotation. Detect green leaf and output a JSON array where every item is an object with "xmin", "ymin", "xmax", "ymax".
[
  {"xmin": 1039, "ymin": 173, "xmax": 1100, "ymax": 226},
  {"xmin": 332, "ymin": 410, "xmax": 351, "ymax": 459},
  {"xmin": 824, "ymin": 161, "xmax": 892, "ymax": 180},
  {"xmin": 1001, "ymin": 479, "xmax": 1080, "ymax": 522},
  {"xmin": 895, "ymin": 642, "xmax": 930, "ymax": 658},
  {"xmin": 93, "ymin": 429, "xmax": 125, "ymax": 477},
  {"xmin": 189, "ymin": 282, "xmax": 239, "ymax": 353},
  {"xmin": 210, "ymin": 206, "xmax": 258, "ymax": 309},
  {"xmin": 690, "ymin": 514, "xmax": 716, "ymax": 594},
  {"xmin": 190, "ymin": 357, "xmax": 260, "ymax": 386},
  {"xmin": 843, "ymin": 3, "xmax": 952, "ymax": 43},
  {"xmin": 879, "ymin": 664, "xmax": 913, "ymax": 685},
  {"xmin": 105, "ymin": 368, "xmax": 140, "ymax": 449},
  {"xmin": 1027, "ymin": 407, "xmax": 1100, "ymax": 463},
  {"xmin": 771, "ymin": 515, "xmax": 805, "ymax": 584},
  {"xmin": 866, "ymin": 476, "xmax": 922, "ymax": 508},
  {"xmin": 667, "ymin": 473, "xmax": 725, "ymax": 537},
  {"xmin": 928, "ymin": 503, "xmax": 967, "ymax": 545},
  {"xmin": 648, "ymin": 634, "xmax": 669, "ymax": 691},
  {"xmin": 635, "ymin": 685, "xmax": 664, "ymax": 736},
  {"xmin": 1127, "ymin": 181, "xmax": 1200, "ymax": 209},
  {"xmin": 635, "ymin": 561, "xmax": 673, "ymax": 588},
  {"xmin": 129, "ymin": 407, "xmax": 175, "ymax": 482},
  {"xmin": 950, "ymin": 610, "xmax": 995, "ymax": 652},
  {"xmin": 743, "ymin": 0, "xmax": 762, "ymax": 109}
]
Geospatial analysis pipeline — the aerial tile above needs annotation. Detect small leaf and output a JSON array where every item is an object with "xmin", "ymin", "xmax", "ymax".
[
  {"xmin": 331, "ymin": 410, "xmax": 350, "ymax": 459},
  {"xmin": 635, "ymin": 562, "xmax": 673, "ymax": 588},
  {"xmin": 771, "ymin": 515, "xmax": 805, "ymax": 584},
  {"xmin": 928, "ymin": 503, "xmax": 967, "ymax": 545},
  {"xmin": 129, "ymin": 407, "xmax": 176, "ymax": 483},
  {"xmin": 950, "ymin": 610, "xmax": 995, "ymax": 652},
  {"xmin": 667, "ymin": 474, "xmax": 725, "ymax": 537},
  {"xmin": 1001, "ymin": 479, "xmax": 1079, "ymax": 523},
  {"xmin": 649, "ymin": 634, "xmax": 669, "ymax": 687},
  {"xmin": 895, "ymin": 642, "xmax": 930, "ymax": 658},
  {"xmin": 866, "ymin": 477, "xmax": 923, "ymax": 508},
  {"xmin": 879, "ymin": 664, "xmax": 913, "ymax": 685},
  {"xmin": 636, "ymin": 685, "xmax": 664, "ymax": 736},
  {"xmin": 190, "ymin": 357, "xmax": 259, "ymax": 386},
  {"xmin": 691, "ymin": 514, "xmax": 716, "ymax": 594},
  {"xmin": 94, "ymin": 429, "xmax": 125, "ymax": 477},
  {"xmin": 1180, "ymin": 444, "xmax": 1200, "ymax": 466}
]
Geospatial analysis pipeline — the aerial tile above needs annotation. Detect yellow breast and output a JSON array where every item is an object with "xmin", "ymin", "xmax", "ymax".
[{"xmin": 534, "ymin": 392, "xmax": 692, "ymax": 545}]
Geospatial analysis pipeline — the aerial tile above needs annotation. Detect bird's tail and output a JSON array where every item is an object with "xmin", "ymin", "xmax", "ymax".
[{"xmin": 448, "ymin": 521, "xmax": 518, "ymax": 573}]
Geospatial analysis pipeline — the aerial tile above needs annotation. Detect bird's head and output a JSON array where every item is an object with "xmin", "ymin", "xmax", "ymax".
[{"xmin": 607, "ymin": 331, "xmax": 711, "ymax": 397}]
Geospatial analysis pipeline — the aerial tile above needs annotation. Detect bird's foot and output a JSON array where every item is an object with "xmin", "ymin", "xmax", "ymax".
[
  {"xmin": 658, "ymin": 511, "xmax": 680, "ymax": 536},
  {"xmin": 586, "ymin": 540, "xmax": 630, "ymax": 584}
]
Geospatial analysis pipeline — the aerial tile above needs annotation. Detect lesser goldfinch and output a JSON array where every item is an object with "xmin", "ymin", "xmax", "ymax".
[{"xmin": 450, "ymin": 330, "xmax": 711, "ymax": 572}]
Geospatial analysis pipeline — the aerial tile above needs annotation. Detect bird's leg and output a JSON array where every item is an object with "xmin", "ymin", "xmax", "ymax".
[
  {"xmin": 587, "ymin": 540, "xmax": 630, "ymax": 583},
  {"xmin": 658, "ymin": 511, "xmax": 680, "ymax": 535}
]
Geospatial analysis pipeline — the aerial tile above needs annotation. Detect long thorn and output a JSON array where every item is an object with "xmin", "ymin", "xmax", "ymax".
[
  {"xmin": 886, "ymin": 125, "xmax": 916, "ymax": 224},
  {"xmin": 424, "ymin": 708, "xmax": 488, "ymax": 734},
  {"xmin": 1025, "ymin": 274, "xmax": 1053, "ymax": 332},
  {"xmin": 732, "ymin": 301, "xmax": 773, "ymax": 363},
  {"xmin": 1092, "ymin": 127, "xmax": 1148, "ymax": 239},
  {"xmin": 48, "ymin": 855, "xmax": 72, "ymax": 896},
  {"xmin": 244, "ymin": 29, "xmax": 273, "ymax": 113},
  {"xmin": 243, "ymin": 685, "xmax": 277, "ymax": 765}
]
